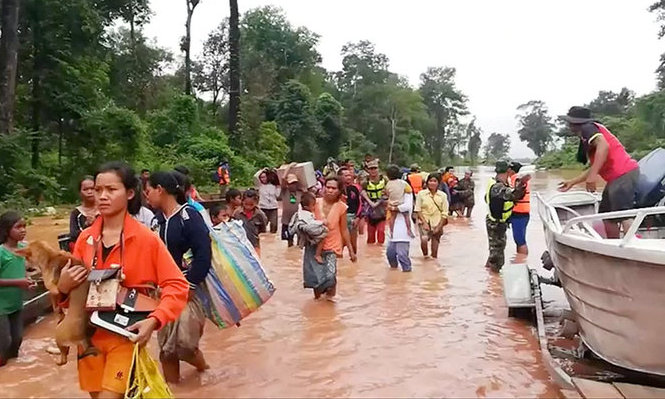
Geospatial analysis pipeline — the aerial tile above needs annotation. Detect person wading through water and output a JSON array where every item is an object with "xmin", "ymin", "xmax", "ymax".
[
  {"xmin": 507, "ymin": 162, "xmax": 530, "ymax": 254},
  {"xmin": 414, "ymin": 174, "xmax": 449, "ymax": 258},
  {"xmin": 341, "ymin": 167, "xmax": 362, "ymax": 254},
  {"xmin": 304, "ymin": 177, "xmax": 357, "ymax": 301},
  {"xmin": 558, "ymin": 106, "xmax": 640, "ymax": 239},
  {"xmin": 455, "ymin": 170, "xmax": 475, "ymax": 218},
  {"xmin": 361, "ymin": 160, "xmax": 388, "ymax": 245},
  {"xmin": 58, "ymin": 162, "xmax": 188, "ymax": 398},
  {"xmin": 485, "ymin": 161, "xmax": 530, "ymax": 272},
  {"xmin": 147, "ymin": 171, "xmax": 212, "ymax": 383}
]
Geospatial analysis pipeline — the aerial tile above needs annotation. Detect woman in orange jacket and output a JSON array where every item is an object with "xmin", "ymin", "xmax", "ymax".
[{"xmin": 57, "ymin": 161, "xmax": 189, "ymax": 398}]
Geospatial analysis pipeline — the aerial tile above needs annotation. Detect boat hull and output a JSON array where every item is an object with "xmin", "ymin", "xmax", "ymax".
[{"xmin": 549, "ymin": 235, "xmax": 665, "ymax": 376}]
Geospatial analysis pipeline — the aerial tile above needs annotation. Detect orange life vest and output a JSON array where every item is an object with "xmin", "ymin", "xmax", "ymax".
[
  {"xmin": 510, "ymin": 174, "xmax": 530, "ymax": 214},
  {"xmin": 217, "ymin": 167, "xmax": 230, "ymax": 185},
  {"xmin": 407, "ymin": 173, "xmax": 424, "ymax": 194}
]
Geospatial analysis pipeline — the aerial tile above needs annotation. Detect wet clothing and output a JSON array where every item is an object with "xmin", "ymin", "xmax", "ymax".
[
  {"xmin": 486, "ymin": 218, "xmax": 508, "ymax": 272},
  {"xmin": 157, "ymin": 291, "xmax": 206, "ymax": 364},
  {"xmin": 259, "ymin": 184, "xmax": 280, "ymax": 234},
  {"xmin": 234, "ymin": 207, "xmax": 268, "ymax": 249},
  {"xmin": 302, "ymin": 248, "xmax": 337, "ymax": 295},
  {"xmin": 579, "ymin": 122, "xmax": 639, "ymax": 183},
  {"xmin": 415, "ymin": 189, "xmax": 449, "ymax": 230},
  {"xmin": 510, "ymin": 214, "xmax": 530, "ymax": 247},
  {"xmin": 156, "ymin": 204, "xmax": 212, "ymax": 290},
  {"xmin": 281, "ymin": 190, "xmax": 302, "ymax": 226},
  {"xmin": 508, "ymin": 174, "xmax": 530, "ymax": 248},
  {"xmin": 0, "ymin": 244, "xmax": 26, "ymax": 316},
  {"xmin": 316, "ymin": 200, "xmax": 348, "ymax": 257},
  {"xmin": 71, "ymin": 213, "xmax": 188, "ymax": 394},
  {"xmin": 289, "ymin": 208, "xmax": 328, "ymax": 248},
  {"xmin": 455, "ymin": 178, "xmax": 475, "ymax": 208},
  {"xmin": 484, "ymin": 178, "xmax": 527, "ymax": 271},
  {"xmin": 0, "ymin": 310, "xmax": 22, "ymax": 366},
  {"xmin": 599, "ymin": 167, "xmax": 639, "ymax": 214},
  {"xmin": 346, "ymin": 185, "xmax": 362, "ymax": 217},
  {"xmin": 387, "ymin": 242, "xmax": 411, "ymax": 272}
]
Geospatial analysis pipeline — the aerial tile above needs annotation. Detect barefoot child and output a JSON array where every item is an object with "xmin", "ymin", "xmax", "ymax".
[
  {"xmin": 385, "ymin": 165, "xmax": 414, "ymax": 238},
  {"xmin": 297, "ymin": 193, "xmax": 328, "ymax": 263},
  {"xmin": 0, "ymin": 211, "xmax": 36, "ymax": 367}
]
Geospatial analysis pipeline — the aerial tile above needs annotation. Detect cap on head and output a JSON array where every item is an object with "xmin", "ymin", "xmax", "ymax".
[
  {"xmin": 367, "ymin": 159, "xmax": 379, "ymax": 169},
  {"xmin": 508, "ymin": 161, "xmax": 522, "ymax": 173},
  {"xmin": 410, "ymin": 163, "xmax": 420, "ymax": 172},
  {"xmin": 286, "ymin": 173, "xmax": 299, "ymax": 184},
  {"xmin": 495, "ymin": 160, "xmax": 509, "ymax": 174}
]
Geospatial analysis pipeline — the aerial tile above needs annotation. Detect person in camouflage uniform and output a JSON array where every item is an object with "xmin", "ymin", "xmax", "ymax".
[
  {"xmin": 485, "ymin": 161, "xmax": 530, "ymax": 272},
  {"xmin": 454, "ymin": 170, "xmax": 475, "ymax": 218}
]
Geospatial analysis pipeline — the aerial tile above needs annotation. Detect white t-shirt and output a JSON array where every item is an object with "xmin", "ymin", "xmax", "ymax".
[
  {"xmin": 388, "ymin": 194, "xmax": 414, "ymax": 243},
  {"xmin": 258, "ymin": 184, "xmax": 281, "ymax": 210},
  {"xmin": 133, "ymin": 206, "xmax": 157, "ymax": 230}
]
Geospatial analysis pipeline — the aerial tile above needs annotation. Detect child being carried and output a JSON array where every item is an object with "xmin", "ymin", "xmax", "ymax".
[
  {"xmin": 288, "ymin": 192, "xmax": 328, "ymax": 263},
  {"xmin": 384, "ymin": 166, "xmax": 415, "ymax": 238}
]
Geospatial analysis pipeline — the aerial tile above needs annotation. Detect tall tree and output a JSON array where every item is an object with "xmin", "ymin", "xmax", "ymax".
[
  {"xmin": 649, "ymin": 1, "xmax": 665, "ymax": 88},
  {"xmin": 467, "ymin": 123, "xmax": 482, "ymax": 164},
  {"xmin": 586, "ymin": 88, "xmax": 634, "ymax": 116},
  {"xmin": 484, "ymin": 132, "xmax": 510, "ymax": 161},
  {"xmin": 315, "ymin": 92, "xmax": 344, "ymax": 160},
  {"xmin": 194, "ymin": 21, "xmax": 229, "ymax": 118},
  {"xmin": 418, "ymin": 66, "xmax": 467, "ymax": 165},
  {"xmin": 0, "ymin": 0, "xmax": 20, "ymax": 134},
  {"xmin": 228, "ymin": 0, "xmax": 240, "ymax": 142},
  {"xmin": 182, "ymin": 0, "xmax": 200, "ymax": 95},
  {"xmin": 272, "ymin": 80, "xmax": 322, "ymax": 162},
  {"xmin": 516, "ymin": 100, "xmax": 554, "ymax": 157}
]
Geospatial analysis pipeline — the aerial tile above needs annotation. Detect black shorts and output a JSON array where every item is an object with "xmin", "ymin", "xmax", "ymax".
[{"xmin": 599, "ymin": 168, "xmax": 639, "ymax": 214}]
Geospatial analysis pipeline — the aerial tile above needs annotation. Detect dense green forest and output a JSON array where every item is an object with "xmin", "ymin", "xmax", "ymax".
[
  {"xmin": 1, "ymin": 1, "xmax": 665, "ymax": 209},
  {"xmin": 0, "ymin": 1, "xmax": 483, "ymax": 208}
]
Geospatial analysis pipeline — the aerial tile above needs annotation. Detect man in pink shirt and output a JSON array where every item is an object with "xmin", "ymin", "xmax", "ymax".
[{"xmin": 559, "ymin": 106, "xmax": 640, "ymax": 238}]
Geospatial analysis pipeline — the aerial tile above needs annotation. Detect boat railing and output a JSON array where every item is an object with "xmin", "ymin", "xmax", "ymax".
[
  {"xmin": 560, "ymin": 206, "xmax": 665, "ymax": 247},
  {"xmin": 535, "ymin": 191, "xmax": 599, "ymax": 234}
]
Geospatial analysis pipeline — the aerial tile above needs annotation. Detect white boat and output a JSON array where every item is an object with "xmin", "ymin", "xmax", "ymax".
[{"xmin": 535, "ymin": 191, "xmax": 665, "ymax": 376}]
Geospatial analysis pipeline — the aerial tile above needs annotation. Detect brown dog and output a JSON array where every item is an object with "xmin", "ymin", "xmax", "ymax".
[{"xmin": 19, "ymin": 240, "xmax": 97, "ymax": 365}]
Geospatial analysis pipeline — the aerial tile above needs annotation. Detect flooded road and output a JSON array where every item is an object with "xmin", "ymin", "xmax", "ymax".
[{"xmin": 0, "ymin": 168, "xmax": 581, "ymax": 398}]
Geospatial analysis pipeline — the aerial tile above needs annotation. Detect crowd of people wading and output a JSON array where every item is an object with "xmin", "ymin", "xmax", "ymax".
[{"xmin": 0, "ymin": 104, "xmax": 642, "ymax": 399}]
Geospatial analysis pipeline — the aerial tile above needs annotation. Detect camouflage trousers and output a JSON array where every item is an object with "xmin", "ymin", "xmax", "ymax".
[{"xmin": 485, "ymin": 216, "xmax": 508, "ymax": 272}]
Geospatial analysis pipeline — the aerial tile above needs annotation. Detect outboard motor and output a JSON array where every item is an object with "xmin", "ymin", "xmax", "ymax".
[{"xmin": 635, "ymin": 148, "xmax": 665, "ymax": 208}]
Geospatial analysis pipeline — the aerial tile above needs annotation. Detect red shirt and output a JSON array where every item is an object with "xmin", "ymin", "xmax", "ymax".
[{"xmin": 584, "ymin": 123, "xmax": 638, "ymax": 182}]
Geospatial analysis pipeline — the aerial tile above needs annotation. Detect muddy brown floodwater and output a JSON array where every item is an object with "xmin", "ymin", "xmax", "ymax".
[{"xmin": 0, "ymin": 168, "xmax": 583, "ymax": 398}]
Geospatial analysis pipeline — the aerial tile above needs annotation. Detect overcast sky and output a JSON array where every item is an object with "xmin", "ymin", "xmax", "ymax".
[{"xmin": 145, "ymin": 0, "xmax": 664, "ymax": 158}]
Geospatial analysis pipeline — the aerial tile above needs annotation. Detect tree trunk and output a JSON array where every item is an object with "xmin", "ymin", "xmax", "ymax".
[
  {"xmin": 183, "ymin": 0, "xmax": 199, "ymax": 96},
  {"xmin": 57, "ymin": 118, "xmax": 63, "ymax": 167},
  {"xmin": 0, "ymin": 0, "xmax": 20, "ymax": 135},
  {"xmin": 388, "ymin": 108, "xmax": 396, "ymax": 164},
  {"xmin": 30, "ymin": 6, "xmax": 44, "ymax": 168},
  {"xmin": 228, "ymin": 0, "xmax": 241, "ymax": 143}
]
